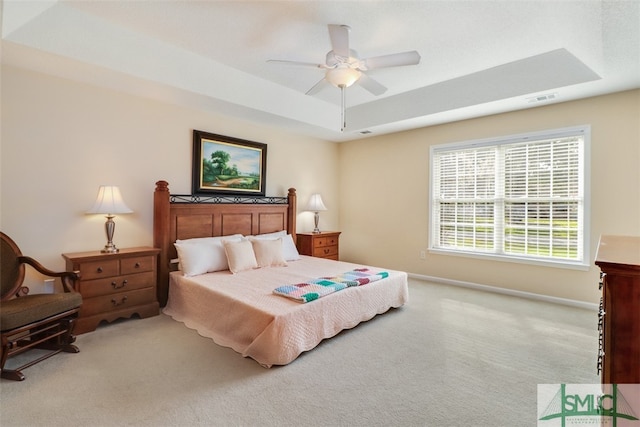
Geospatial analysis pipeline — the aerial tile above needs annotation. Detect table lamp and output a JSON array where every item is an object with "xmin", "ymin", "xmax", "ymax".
[
  {"xmin": 306, "ymin": 193, "xmax": 327, "ymax": 233},
  {"xmin": 86, "ymin": 185, "xmax": 133, "ymax": 253}
]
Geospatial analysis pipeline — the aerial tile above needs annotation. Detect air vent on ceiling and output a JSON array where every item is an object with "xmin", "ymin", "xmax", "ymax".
[{"xmin": 527, "ymin": 92, "xmax": 558, "ymax": 104}]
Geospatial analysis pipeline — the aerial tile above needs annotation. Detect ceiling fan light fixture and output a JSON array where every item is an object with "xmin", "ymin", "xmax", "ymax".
[
  {"xmin": 267, "ymin": 24, "xmax": 420, "ymax": 132},
  {"xmin": 325, "ymin": 66, "xmax": 361, "ymax": 88}
]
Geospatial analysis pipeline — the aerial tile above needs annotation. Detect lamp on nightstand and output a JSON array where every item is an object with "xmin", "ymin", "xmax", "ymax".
[
  {"xmin": 86, "ymin": 185, "xmax": 133, "ymax": 253},
  {"xmin": 306, "ymin": 193, "xmax": 327, "ymax": 234}
]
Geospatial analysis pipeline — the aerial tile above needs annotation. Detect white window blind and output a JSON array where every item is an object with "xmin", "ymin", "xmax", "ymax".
[{"xmin": 430, "ymin": 126, "xmax": 589, "ymax": 268}]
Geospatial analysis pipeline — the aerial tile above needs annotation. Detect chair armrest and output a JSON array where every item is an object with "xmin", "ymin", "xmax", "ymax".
[{"xmin": 17, "ymin": 256, "xmax": 80, "ymax": 292}]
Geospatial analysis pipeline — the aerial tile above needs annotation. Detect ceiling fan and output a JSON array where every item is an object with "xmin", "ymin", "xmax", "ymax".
[{"xmin": 268, "ymin": 24, "xmax": 421, "ymax": 132}]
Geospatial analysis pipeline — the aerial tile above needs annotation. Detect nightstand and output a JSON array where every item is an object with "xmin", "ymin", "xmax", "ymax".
[
  {"xmin": 62, "ymin": 247, "xmax": 160, "ymax": 334},
  {"xmin": 297, "ymin": 232, "xmax": 341, "ymax": 260}
]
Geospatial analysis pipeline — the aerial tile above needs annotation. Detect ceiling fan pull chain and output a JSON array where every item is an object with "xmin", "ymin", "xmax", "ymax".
[{"xmin": 341, "ymin": 85, "xmax": 346, "ymax": 132}]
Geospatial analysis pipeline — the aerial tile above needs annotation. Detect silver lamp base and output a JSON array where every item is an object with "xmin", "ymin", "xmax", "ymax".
[
  {"xmin": 312, "ymin": 211, "xmax": 321, "ymax": 233},
  {"xmin": 101, "ymin": 244, "xmax": 119, "ymax": 254},
  {"xmin": 101, "ymin": 215, "xmax": 120, "ymax": 253}
]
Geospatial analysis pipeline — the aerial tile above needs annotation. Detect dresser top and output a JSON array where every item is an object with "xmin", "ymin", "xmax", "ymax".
[
  {"xmin": 297, "ymin": 231, "xmax": 341, "ymax": 236},
  {"xmin": 595, "ymin": 235, "xmax": 640, "ymax": 268},
  {"xmin": 62, "ymin": 246, "xmax": 160, "ymax": 261}
]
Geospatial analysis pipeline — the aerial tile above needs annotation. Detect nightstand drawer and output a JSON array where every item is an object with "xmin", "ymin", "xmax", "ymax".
[
  {"xmin": 313, "ymin": 245, "xmax": 338, "ymax": 258},
  {"xmin": 313, "ymin": 236, "xmax": 338, "ymax": 248},
  {"xmin": 80, "ymin": 287, "xmax": 156, "ymax": 317},
  {"xmin": 79, "ymin": 259, "xmax": 119, "ymax": 280},
  {"xmin": 78, "ymin": 271, "xmax": 156, "ymax": 298},
  {"xmin": 121, "ymin": 256, "xmax": 155, "ymax": 274}
]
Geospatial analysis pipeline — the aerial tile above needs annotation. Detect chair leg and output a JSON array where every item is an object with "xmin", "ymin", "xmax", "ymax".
[
  {"xmin": 60, "ymin": 317, "xmax": 79, "ymax": 353},
  {"xmin": 1, "ymin": 340, "xmax": 26, "ymax": 381},
  {"xmin": 1, "ymin": 316, "xmax": 80, "ymax": 381},
  {"xmin": 0, "ymin": 339, "xmax": 17, "ymax": 380},
  {"xmin": 1, "ymin": 369, "xmax": 25, "ymax": 381},
  {"xmin": 60, "ymin": 344, "xmax": 79, "ymax": 353}
]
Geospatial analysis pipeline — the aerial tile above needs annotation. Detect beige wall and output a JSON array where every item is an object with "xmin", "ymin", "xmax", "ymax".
[
  {"xmin": 1, "ymin": 65, "xmax": 339, "ymax": 291},
  {"xmin": 338, "ymin": 89, "xmax": 640, "ymax": 303},
  {"xmin": 3, "ymin": 63, "xmax": 639, "ymax": 303}
]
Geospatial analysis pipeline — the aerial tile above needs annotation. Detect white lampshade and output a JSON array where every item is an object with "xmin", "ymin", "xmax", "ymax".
[
  {"xmin": 306, "ymin": 194, "xmax": 327, "ymax": 212},
  {"xmin": 86, "ymin": 186, "xmax": 133, "ymax": 215}
]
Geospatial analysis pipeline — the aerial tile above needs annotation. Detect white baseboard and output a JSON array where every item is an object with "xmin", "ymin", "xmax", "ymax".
[{"xmin": 407, "ymin": 273, "xmax": 598, "ymax": 311}]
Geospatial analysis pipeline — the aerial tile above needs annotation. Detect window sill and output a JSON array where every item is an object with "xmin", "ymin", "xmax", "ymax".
[{"xmin": 428, "ymin": 247, "xmax": 590, "ymax": 271}]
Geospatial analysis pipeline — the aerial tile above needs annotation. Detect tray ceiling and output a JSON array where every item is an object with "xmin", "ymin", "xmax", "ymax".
[{"xmin": 2, "ymin": 0, "xmax": 639, "ymax": 142}]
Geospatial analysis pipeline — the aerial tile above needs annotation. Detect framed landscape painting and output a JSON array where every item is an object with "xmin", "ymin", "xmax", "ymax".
[{"xmin": 192, "ymin": 130, "xmax": 267, "ymax": 196}]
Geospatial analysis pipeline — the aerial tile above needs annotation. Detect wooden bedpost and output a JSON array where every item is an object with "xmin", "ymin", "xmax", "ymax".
[
  {"xmin": 287, "ymin": 188, "xmax": 297, "ymax": 241},
  {"xmin": 153, "ymin": 180, "xmax": 170, "ymax": 307}
]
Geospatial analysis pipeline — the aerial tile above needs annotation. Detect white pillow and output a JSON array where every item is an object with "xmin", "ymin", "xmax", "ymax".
[
  {"xmin": 223, "ymin": 239, "xmax": 258, "ymax": 274},
  {"xmin": 251, "ymin": 230, "xmax": 286, "ymax": 239},
  {"xmin": 281, "ymin": 234, "xmax": 301, "ymax": 261},
  {"xmin": 174, "ymin": 234, "xmax": 242, "ymax": 276},
  {"xmin": 250, "ymin": 237, "xmax": 288, "ymax": 268},
  {"xmin": 176, "ymin": 234, "xmax": 243, "ymax": 245},
  {"xmin": 247, "ymin": 232, "xmax": 300, "ymax": 261}
]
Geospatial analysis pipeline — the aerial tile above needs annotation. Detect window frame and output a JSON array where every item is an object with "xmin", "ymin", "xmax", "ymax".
[{"xmin": 429, "ymin": 125, "xmax": 591, "ymax": 270}]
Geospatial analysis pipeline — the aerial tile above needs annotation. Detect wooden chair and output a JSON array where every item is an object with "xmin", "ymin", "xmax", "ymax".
[{"xmin": 0, "ymin": 232, "xmax": 82, "ymax": 381}]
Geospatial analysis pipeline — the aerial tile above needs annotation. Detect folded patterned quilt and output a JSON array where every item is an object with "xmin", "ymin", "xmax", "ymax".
[{"xmin": 273, "ymin": 268, "xmax": 389, "ymax": 303}]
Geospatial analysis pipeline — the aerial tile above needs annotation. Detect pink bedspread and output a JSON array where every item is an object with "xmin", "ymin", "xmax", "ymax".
[{"xmin": 163, "ymin": 256, "xmax": 409, "ymax": 367}]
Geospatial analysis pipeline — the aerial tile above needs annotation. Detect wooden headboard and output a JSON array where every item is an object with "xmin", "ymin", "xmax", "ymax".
[{"xmin": 153, "ymin": 180, "xmax": 297, "ymax": 306}]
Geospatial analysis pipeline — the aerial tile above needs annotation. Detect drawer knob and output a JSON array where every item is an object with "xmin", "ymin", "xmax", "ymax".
[
  {"xmin": 111, "ymin": 296, "xmax": 128, "ymax": 306},
  {"xmin": 135, "ymin": 262, "xmax": 141, "ymax": 269},
  {"xmin": 598, "ymin": 313, "xmax": 604, "ymax": 331},
  {"xmin": 597, "ymin": 354, "xmax": 603, "ymax": 375},
  {"xmin": 97, "ymin": 267, "xmax": 103, "ymax": 273},
  {"xmin": 599, "ymin": 272, "xmax": 606, "ymax": 290}
]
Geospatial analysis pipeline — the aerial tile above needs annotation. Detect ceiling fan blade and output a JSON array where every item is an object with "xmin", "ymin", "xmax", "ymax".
[
  {"xmin": 357, "ymin": 73, "xmax": 387, "ymax": 96},
  {"xmin": 328, "ymin": 24, "xmax": 350, "ymax": 58},
  {"xmin": 360, "ymin": 51, "xmax": 421, "ymax": 70},
  {"xmin": 267, "ymin": 59, "xmax": 326, "ymax": 68},
  {"xmin": 305, "ymin": 77, "xmax": 329, "ymax": 95}
]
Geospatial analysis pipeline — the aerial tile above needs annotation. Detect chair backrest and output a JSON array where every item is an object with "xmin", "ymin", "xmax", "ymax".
[{"xmin": 1, "ymin": 232, "xmax": 26, "ymax": 301}]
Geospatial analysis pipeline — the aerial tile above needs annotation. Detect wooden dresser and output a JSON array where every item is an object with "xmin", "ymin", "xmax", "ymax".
[
  {"xmin": 594, "ymin": 235, "xmax": 640, "ymax": 384},
  {"xmin": 62, "ymin": 247, "xmax": 160, "ymax": 334},
  {"xmin": 297, "ymin": 231, "xmax": 341, "ymax": 260}
]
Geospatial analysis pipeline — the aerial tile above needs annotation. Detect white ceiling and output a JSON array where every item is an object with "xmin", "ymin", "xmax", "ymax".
[{"xmin": 2, "ymin": 0, "xmax": 639, "ymax": 142}]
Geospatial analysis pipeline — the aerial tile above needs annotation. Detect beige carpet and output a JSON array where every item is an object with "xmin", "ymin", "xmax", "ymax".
[{"xmin": 0, "ymin": 279, "xmax": 599, "ymax": 426}]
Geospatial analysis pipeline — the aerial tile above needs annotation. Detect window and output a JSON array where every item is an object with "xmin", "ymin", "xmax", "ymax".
[{"xmin": 430, "ymin": 126, "xmax": 589, "ymax": 269}]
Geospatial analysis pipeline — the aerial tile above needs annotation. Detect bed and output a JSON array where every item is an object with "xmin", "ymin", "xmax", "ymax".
[{"xmin": 153, "ymin": 180, "xmax": 409, "ymax": 367}]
